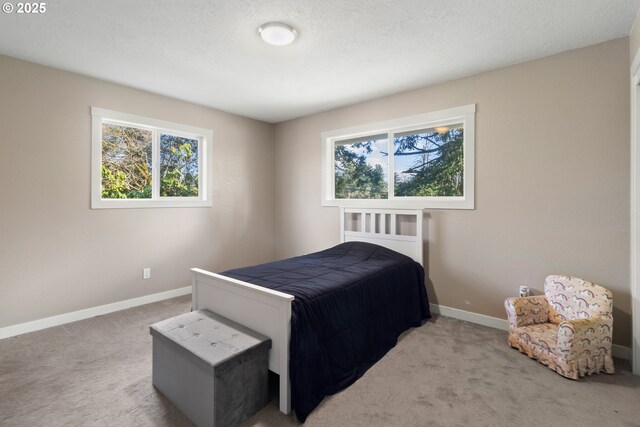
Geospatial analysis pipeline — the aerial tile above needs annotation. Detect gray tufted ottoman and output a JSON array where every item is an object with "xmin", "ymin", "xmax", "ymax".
[{"xmin": 150, "ymin": 309, "xmax": 271, "ymax": 427}]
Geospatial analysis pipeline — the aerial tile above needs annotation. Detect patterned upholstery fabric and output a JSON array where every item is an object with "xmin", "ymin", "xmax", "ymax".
[{"xmin": 504, "ymin": 275, "xmax": 614, "ymax": 379}]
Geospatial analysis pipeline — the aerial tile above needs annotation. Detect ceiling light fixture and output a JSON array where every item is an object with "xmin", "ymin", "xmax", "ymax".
[{"xmin": 258, "ymin": 22, "xmax": 297, "ymax": 46}]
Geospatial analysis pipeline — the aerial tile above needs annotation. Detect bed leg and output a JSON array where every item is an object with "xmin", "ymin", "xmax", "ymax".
[{"xmin": 279, "ymin": 371, "xmax": 291, "ymax": 414}]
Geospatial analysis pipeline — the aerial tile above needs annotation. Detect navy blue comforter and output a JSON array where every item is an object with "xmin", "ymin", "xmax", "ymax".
[{"xmin": 222, "ymin": 241, "xmax": 430, "ymax": 422}]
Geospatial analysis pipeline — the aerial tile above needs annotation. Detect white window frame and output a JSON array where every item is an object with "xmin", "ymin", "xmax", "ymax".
[
  {"xmin": 91, "ymin": 107, "xmax": 213, "ymax": 209},
  {"xmin": 321, "ymin": 104, "xmax": 475, "ymax": 209}
]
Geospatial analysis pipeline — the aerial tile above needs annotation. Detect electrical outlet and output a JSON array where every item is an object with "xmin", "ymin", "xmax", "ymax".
[{"xmin": 143, "ymin": 268, "xmax": 151, "ymax": 279}]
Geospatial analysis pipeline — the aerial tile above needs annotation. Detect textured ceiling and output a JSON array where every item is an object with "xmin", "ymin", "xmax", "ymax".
[{"xmin": 0, "ymin": 0, "xmax": 638, "ymax": 123}]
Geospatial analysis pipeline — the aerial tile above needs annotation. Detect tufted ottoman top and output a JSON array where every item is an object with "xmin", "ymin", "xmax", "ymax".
[{"xmin": 150, "ymin": 309, "xmax": 271, "ymax": 370}]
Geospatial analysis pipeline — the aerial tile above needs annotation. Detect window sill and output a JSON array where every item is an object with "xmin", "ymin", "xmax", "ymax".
[
  {"xmin": 91, "ymin": 199, "xmax": 213, "ymax": 209},
  {"xmin": 321, "ymin": 198, "xmax": 474, "ymax": 210}
]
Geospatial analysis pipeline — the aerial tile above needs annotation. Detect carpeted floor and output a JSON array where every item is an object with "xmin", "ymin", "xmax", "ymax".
[{"xmin": 1, "ymin": 295, "xmax": 639, "ymax": 427}]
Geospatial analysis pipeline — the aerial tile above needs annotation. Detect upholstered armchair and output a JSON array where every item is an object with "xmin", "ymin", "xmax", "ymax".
[{"xmin": 504, "ymin": 275, "xmax": 614, "ymax": 379}]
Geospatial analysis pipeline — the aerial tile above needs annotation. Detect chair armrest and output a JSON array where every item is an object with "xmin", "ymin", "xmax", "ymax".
[
  {"xmin": 504, "ymin": 295, "xmax": 549, "ymax": 330},
  {"xmin": 556, "ymin": 316, "xmax": 613, "ymax": 356}
]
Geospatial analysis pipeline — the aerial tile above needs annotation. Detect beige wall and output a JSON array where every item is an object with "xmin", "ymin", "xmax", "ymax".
[
  {"xmin": 0, "ymin": 55, "xmax": 275, "ymax": 328},
  {"xmin": 274, "ymin": 38, "xmax": 632, "ymax": 346}
]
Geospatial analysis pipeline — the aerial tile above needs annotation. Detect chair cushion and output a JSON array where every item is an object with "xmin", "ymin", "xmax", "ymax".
[{"xmin": 514, "ymin": 323, "xmax": 558, "ymax": 355}]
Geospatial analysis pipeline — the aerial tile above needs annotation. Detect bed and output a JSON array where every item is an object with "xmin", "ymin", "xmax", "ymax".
[{"xmin": 191, "ymin": 208, "xmax": 430, "ymax": 421}]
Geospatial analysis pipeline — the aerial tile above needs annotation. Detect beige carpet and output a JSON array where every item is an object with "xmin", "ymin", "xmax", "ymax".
[{"xmin": 1, "ymin": 295, "xmax": 639, "ymax": 427}]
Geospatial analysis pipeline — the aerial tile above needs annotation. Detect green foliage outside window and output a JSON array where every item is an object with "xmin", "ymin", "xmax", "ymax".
[
  {"xmin": 394, "ymin": 127, "xmax": 463, "ymax": 197},
  {"xmin": 335, "ymin": 141, "xmax": 387, "ymax": 199},
  {"xmin": 101, "ymin": 124, "xmax": 152, "ymax": 199},
  {"xmin": 101, "ymin": 124, "xmax": 199, "ymax": 199},
  {"xmin": 160, "ymin": 135, "xmax": 199, "ymax": 197}
]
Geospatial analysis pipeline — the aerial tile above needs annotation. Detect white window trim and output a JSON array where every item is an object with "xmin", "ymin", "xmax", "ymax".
[
  {"xmin": 91, "ymin": 107, "xmax": 213, "ymax": 209},
  {"xmin": 321, "ymin": 104, "xmax": 475, "ymax": 210}
]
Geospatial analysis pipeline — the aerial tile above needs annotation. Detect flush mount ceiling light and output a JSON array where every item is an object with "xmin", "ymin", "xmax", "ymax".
[{"xmin": 258, "ymin": 22, "xmax": 297, "ymax": 46}]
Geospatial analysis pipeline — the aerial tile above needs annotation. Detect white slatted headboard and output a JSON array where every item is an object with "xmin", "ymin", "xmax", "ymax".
[{"xmin": 340, "ymin": 208, "xmax": 424, "ymax": 265}]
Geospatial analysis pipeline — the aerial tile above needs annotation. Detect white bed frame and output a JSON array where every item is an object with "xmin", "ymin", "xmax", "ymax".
[{"xmin": 191, "ymin": 208, "xmax": 423, "ymax": 414}]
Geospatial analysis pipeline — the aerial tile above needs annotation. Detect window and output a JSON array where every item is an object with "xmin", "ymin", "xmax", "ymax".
[
  {"xmin": 335, "ymin": 134, "xmax": 388, "ymax": 199},
  {"xmin": 322, "ymin": 104, "xmax": 475, "ymax": 209},
  {"xmin": 91, "ymin": 107, "xmax": 212, "ymax": 208}
]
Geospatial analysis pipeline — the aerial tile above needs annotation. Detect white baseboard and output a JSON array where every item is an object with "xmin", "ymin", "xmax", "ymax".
[
  {"xmin": 612, "ymin": 344, "xmax": 632, "ymax": 361},
  {"xmin": 430, "ymin": 303, "xmax": 509, "ymax": 331},
  {"xmin": 429, "ymin": 303, "xmax": 631, "ymax": 361},
  {"xmin": 0, "ymin": 286, "xmax": 192, "ymax": 340}
]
